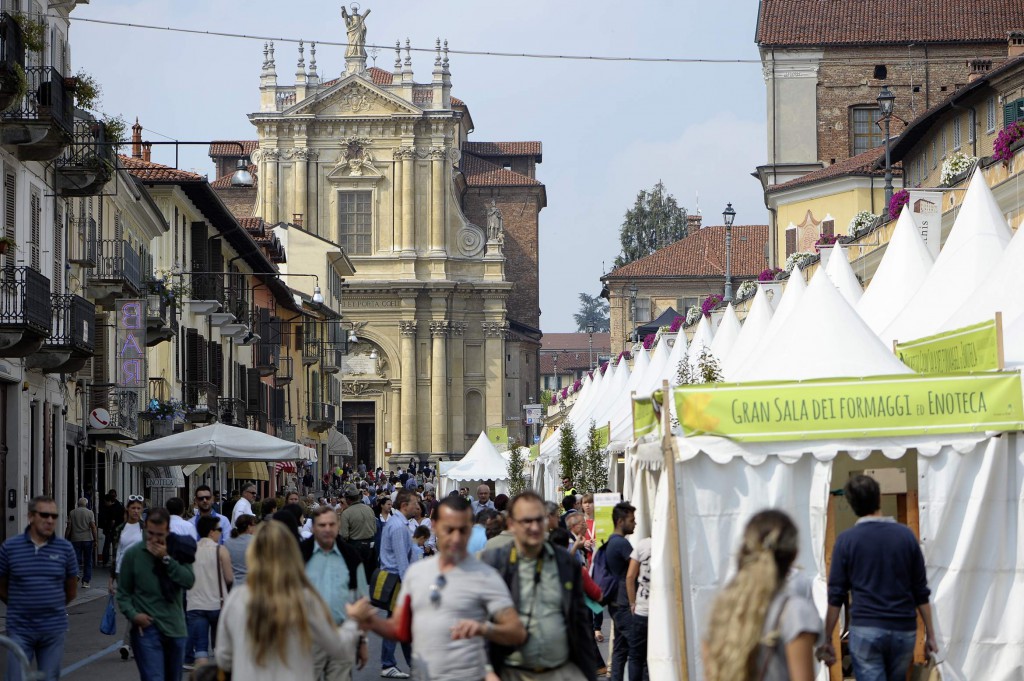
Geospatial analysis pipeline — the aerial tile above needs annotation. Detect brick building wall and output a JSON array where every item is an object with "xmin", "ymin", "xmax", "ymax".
[
  {"xmin": 815, "ymin": 43, "xmax": 1008, "ymax": 165},
  {"xmin": 463, "ymin": 187, "xmax": 543, "ymax": 330}
]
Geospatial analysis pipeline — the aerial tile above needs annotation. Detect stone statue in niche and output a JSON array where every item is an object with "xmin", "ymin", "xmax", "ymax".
[
  {"xmin": 342, "ymin": 138, "xmax": 375, "ymax": 175},
  {"xmin": 486, "ymin": 200, "xmax": 504, "ymax": 243},
  {"xmin": 341, "ymin": 4, "xmax": 371, "ymax": 60}
]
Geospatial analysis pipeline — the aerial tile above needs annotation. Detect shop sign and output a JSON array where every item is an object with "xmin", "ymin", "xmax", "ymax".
[
  {"xmin": 672, "ymin": 372, "xmax": 1024, "ymax": 442},
  {"xmin": 116, "ymin": 299, "xmax": 148, "ymax": 389},
  {"xmin": 895, "ymin": 316, "xmax": 1003, "ymax": 373}
]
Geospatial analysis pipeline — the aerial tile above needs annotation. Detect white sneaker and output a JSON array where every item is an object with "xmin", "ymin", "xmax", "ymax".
[{"xmin": 381, "ymin": 668, "xmax": 410, "ymax": 679}]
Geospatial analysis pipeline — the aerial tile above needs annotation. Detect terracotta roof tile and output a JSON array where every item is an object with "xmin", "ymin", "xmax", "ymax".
[
  {"xmin": 210, "ymin": 164, "xmax": 258, "ymax": 189},
  {"xmin": 451, "ymin": 96, "xmax": 465, "ymax": 107},
  {"xmin": 541, "ymin": 333, "xmax": 611, "ymax": 352},
  {"xmin": 119, "ymin": 155, "xmax": 205, "ymax": 183},
  {"xmin": 208, "ymin": 141, "xmax": 258, "ymax": 157},
  {"xmin": 756, "ymin": 0, "xmax": 1024, "ymax": 46},
  {"xmin": 767, "ymin": 146, "xmax": 903, "ymax": 192},
  {"xmin": 463, "ymin": 141, "xmax": 541, "ymax": 159},
  {"xmin": 539, "ymin": 352, "xmax": 606, "ymax": 374},
  {"xmin": 461, "ymin": 152, "xmax": 542, "ymax": 187},
  {"xmin": 605, "ymin": 225, "xmax": 769, "ymax": 280}
]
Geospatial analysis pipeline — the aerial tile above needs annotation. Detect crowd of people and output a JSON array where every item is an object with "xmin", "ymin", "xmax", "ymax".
[{"xmin": 0, "ymin": 470, "xmax": 937, "ymax": 681}]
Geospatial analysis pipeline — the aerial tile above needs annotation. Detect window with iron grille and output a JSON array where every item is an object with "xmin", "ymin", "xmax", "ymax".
[
  {"xmin": 850, "ymin": 107, "xmax": 884, "ymax": 155},
  {"xmin": 987, "ymin": 96, "xmax": 997, "ymax": 132},
  {"xmin": 338, "ymin": 191, "xmax": 372, "ymax": 255}
]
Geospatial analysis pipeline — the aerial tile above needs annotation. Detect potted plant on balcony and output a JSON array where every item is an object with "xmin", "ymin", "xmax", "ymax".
[
  {"xmin": 994, "ymin": 122, "xmax": 1024, "ymax": 165},
  {"xmin": 12, "ymin": 12, "xmax": 46, "ymax": 53},
  {"xmin": 940, "ymin": 150, "xmax": 976, "ymax": 187},
  {"xmin": 65, "ymin": 69, "xmax": 100, "ymax": 111},
  {"xmin": 0, "ymin": 235, "xmax": 15, "ymax": 255},
  {"xmin": 0, "ymin": 62, "xmax": 27, "ymax": 113}
]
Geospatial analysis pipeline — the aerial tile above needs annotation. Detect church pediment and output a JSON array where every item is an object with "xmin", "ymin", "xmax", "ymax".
[{"xmin": 284, "ymin": 75, "xmax": 422, "ymax": 118}]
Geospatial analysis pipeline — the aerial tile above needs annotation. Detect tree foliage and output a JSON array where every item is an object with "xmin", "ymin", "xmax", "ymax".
[
  {"xmin": 573, "ymin": 293, "xmax": 610, "ymax": 332},
  {"xmin": 558, "ymin": 421, "xmax": 583, "ymax": 490},
  {"xmin": 581, "ymin": 420, "xmax": 608, "ymax": 493},
  {"xmin": 677, "ymin": 347, "xmax": 725, "ymax": 386},
  {"xmin": 506, "ymin": 445, "xmax": 527, "ymax": 497},
  {"xmin": 614, "ymin": 181, "xmax": 688, "ymax": 268}
]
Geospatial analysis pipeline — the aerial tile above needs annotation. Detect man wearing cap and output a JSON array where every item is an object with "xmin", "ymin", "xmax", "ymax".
[{"xmin": 339, "ymin": 484, "xmax": 377, "ymax": 554}]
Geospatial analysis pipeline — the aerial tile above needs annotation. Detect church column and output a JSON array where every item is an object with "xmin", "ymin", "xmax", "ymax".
[
  {"xmin": 482, "ymin": 320, "xmax": 506, "ymax": 434},
  {"xmin": 392, "ymin": 148, "xmax": 404, "ymax": 251},
  {"xmin": 293, "ymin": 148, "xmax": 308, "ymax": 225},
  {"xmin": 399, "ymin": 320, "xmax": 417, "ymax": 454},
  {"xmin": 429, "ymin": 147, "xmax": 447, "ymax": 252},
  {"xmin": 449, "ymin": 322, "xmax": 466, "ymax": 453},
  {"xmin": 263, "ymin": 149, "xmax": 280, "ymax": 224},
  {"xmin": 400, "ymin": 147, "xmax": 416, "ymax": 252},
  {"xmin": 430, "ymin": 320, "xmax": 449, "ymax": 454}
]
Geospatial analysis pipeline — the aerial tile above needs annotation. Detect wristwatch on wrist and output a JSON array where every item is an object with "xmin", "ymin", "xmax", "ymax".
[
  {"xmin": 161, "ymin": 555, "xmax": 171, "ymax": 565},
  {"xmin": 483, "ymin": 621, "xmax": 494, "ymax": 638}
]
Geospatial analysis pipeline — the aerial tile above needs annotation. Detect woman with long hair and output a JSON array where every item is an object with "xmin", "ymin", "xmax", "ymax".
[
  {"xmin": 703, "ymin": 510, "xmax": 822, "ymax": 681},
  {"xmin": 214, "ymin": 520, "xmax": 373, "ymax": 680}
]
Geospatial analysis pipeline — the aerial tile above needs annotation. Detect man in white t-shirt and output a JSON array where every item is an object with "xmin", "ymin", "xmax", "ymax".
[
  {"xmin": 165, "ymin": 497, "xmax": 198, "ymax": 540},
  {"xmin": 231, "ymin": 485, "xmax": 256, "ymax": 527},
  {"xmin": 351, "ymin": 496, "xmax": 526, "ymax": 681},
  {"xmin": 110, "ymin": 496, "xmax": 145, "ymax": 660},
  {"xmin": 626, "ymin": 536, "xmax": 652, "ymax": 681}
]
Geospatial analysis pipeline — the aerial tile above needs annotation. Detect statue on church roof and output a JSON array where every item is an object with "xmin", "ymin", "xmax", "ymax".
[
  {"xmin": 341, "ymin": 4, "xmax": 371, "ymax": 60},
  {"xmin": 486, "ymin": 200, "xmax": 504, "ymax": 244}
]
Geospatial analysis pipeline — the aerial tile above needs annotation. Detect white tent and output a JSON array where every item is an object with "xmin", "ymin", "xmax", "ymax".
[
  {"xmin": 639, "ymin": 335, "xmax": 671, "ymax": 395},
  {"xmin": 1003, "ymin": 311, "xmax": 1024, "ymax": 367},
  {"xmin": 440, "ymin": 432, "xmax": 510, "ymax": 497},
  {"xmin": 856, "ymin": 207, "xmax": 935, "ymax": 334},
  {"xmin": 722, "ymin": 285, "xmax": 775, "ymax": 380},
  {"xmin": 763, "ymin": 267, "xmax": 806, "ymax": 337},
  {"xmin": 824, "ymin": 243, "xmax": 863, "ymax": 306},
  {"xmin": 734, "ymin": 268, "xmax": 911, "ymax": 382},
  {"xmin": 709, "ymin": 304, "xmax": 740, "ymax": 361},
  {"xmin": 686, "ymin": 315, "xmax": 715, "ymax": 370},
  {"xmin": 124, "ymin": 422, "xmax": 306, "ymax": 466},
  {"xmin": 941, "ymin": 215, "xmax": 1024, "ymax": 331},
  {"xmin": 881, "ymin": 168, "xmax": 1013, "ymax": 347}
]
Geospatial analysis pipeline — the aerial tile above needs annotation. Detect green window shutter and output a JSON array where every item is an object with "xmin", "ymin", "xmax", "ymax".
[{"xmin": 1005, "ymin": 99, "xmax": 1024, "ymax": 127}]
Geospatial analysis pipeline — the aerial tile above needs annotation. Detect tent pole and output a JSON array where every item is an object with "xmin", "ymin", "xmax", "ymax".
[{"xmin": 660, "ymin": 380, "xmax": 689, "ymax": 681}]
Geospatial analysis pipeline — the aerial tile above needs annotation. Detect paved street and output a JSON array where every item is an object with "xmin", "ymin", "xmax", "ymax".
[{"xmin": 2, "ymin": 564, "xmax": 615, "ymax": 680}]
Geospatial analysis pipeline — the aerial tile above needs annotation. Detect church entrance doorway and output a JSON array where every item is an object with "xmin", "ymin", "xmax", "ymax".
[{"xmin": 342, "ymin": 401, "xmax": 376, "ymax": 471}]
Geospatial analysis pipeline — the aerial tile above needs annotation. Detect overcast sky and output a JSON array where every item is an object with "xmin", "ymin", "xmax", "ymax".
[{"xmin": 73, "ymin": 0, "xmax": 767, "ymax": 332}]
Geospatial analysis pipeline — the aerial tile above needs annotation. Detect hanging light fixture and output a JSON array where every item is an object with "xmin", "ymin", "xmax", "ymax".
[
  {"xmin": 230, "ymin": 158, "xmax": 254, "ymax": 187},
  {"xmin": 312, "ymin": 285, "xmax": 324, "ymax": 304}
]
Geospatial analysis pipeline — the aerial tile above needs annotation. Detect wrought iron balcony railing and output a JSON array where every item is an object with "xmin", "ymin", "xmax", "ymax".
[
  {"xmin": 274, "ymin": 354, "xmax": 293, "ymax": 386},
  {"xmin": 93, "ymin": 239, "xmax": 142, "ymax": 293},
  {"xmin": 43, "ymin": 293, "xmax": 94, "ymax": 353},
  {"xmin": 67, "ymin": 216, "xmax": 97, "ymax": 266},
  {"xmin": 0, "ymin": 66, "xmax": 73, "ymax": 151},
  {"xmin": 55, "ymin": 120, "xmax": 116, "ymax": 196},
  {"xmin": 148, "ymin": 377, "xmax": 171, "ymax": 404},
  {"xmin": 88, "ymin": 384, "xmax": 139, "ymax": 440},
  {"xmin": 182, "ymin": 380, "xmax": 217, "ymax": 418},
  {"xmin": 255, "ymin": 341, "xmax": 278, "ymax": 376},
  {"xmin": 306, "ymin": 401, "xmax": 335, "ymax": 432},
  {"xmin": 302, "ymin": 338, "xmax": 321, "ymax": 366},
  {"xmin": 0, "ymin": 266, "xmax": 50, "ymax": 334},
  {"xmin": 0, "ymin": 13, "xmax": 25, "ymax": 112},
  {"xmin": 217, "ymin": 397, "xmax": 246, "ymax": 427},
  {"xmin": 321, "ymin": 343, "xmax": 344, "ymax": 374}
]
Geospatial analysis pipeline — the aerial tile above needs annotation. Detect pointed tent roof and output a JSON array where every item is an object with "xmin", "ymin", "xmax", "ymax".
[
  {"xmin": 734, "ymin": 269, "xmax": 912, "ymax": 381},
  {"xmin": 637, "ymin": 335, "xmax": 670, "ymax": 393},
  {"xmin": 825, "ymin": 244, "xmax": 864, "ymax": 306},
  {"xmin": 881, "ymin": 169, "xmax": 1012, "ymax": 346},
  {"xmin": 1003, "ymin": 310, "xmax": 1024, "ymax": 367},
  {"xmin": 767, "ymin": 268, "xmax": 807, "ymax": 333},
  {"xmin": 609, "ymin": 348, "xmax": 652, "ymax": 445},
  {"xmin": 710, "ymin": 304, "xmax": 741, "ymax": 361},
  {"xmin": 942, "ymin": 216, "xmax": 1024, "ymax": 331},
  {"xmin": 444, "ymin": 432, "xmax": 509, "ymax": 482},
  {"xmin": 722, "ymin": 286, "xmax": 775, "ymax": 380},
  {"xmin": 856, "ymin": 207, "xmax": 935, "ymax": 333},
  {"xmin": 686, "ymin": 315, "xmax": 715, "ymax": 367},
  {"xmin": 665, "ymin": 326, "xmax": 688, "ymax": 385},
  {"xmin": 589, "ymin": 355, "xmax": 632, "ymax": 429}
]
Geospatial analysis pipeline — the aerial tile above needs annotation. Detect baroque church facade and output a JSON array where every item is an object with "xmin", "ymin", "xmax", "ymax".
[{"xmin": 213, "ymin": 14, "xmax": 545, "ymax": 464}]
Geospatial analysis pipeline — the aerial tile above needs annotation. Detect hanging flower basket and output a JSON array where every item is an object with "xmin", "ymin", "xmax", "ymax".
[{"xmin": 888, "ymin": 189, "xmax": 910, "ymax": 220}]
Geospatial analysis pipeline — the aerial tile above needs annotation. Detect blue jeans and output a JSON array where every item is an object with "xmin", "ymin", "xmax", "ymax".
[
  {"xmin": 5, "ymin": 628, "xmax": 65, "ymax": 681},
  {"xmin": 381, "ymin": 637, "xmax": 412, "ymax": 670},
  {"xmin": 130, "ymin": 624, "xmax": 187, "ymax": 681},
  {"xmin": 185, "ymin": 609, "xmax": 220, "ymax": 663},
  {"xmin": 609, "ymin": 604, "xmax": 632, "ymax": 681},
  {"xmin": 849, "ymin": 625, "xmax": 917, "ymax": 681},
  {"xmin": 629, "ymin": 614, "xmax": 649, "ymax": 681},
  {"xmin": 73, "ymin": 540, "xmax": 94, "ymax": 583}
]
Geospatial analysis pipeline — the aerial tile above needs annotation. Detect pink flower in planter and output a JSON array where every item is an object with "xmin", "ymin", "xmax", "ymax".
[
  {"xmin": 669, "ymin": 315, "xmax": 684, "ymax": 332},
  {"xmin": 888, "ymin": 189, "xmax": 910, "ymax": 220},
  {"xmin": 642, "ymin": 333, "xmax": 655, "ymax": 349}
]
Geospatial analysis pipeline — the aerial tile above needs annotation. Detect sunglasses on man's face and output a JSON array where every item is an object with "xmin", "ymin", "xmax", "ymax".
[
  {"xmin": 196, "ymin": 495, "xmax": 212, "ymax": 501},
  {"xmin": 34, "ymin": 511, "xmax": 58, "ymax": 519}
]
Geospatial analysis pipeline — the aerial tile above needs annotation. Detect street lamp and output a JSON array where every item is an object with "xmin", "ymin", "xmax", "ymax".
[
  {"xmin": 877, "ymin": 85, "xmax": 896, "ymax": 206},
  {"xmin": 552, "ymin": 352, "xmax": 559, "ymax": 389},
  {"xmin": 628, "ymin": 283, "xmax": 638, "ymax": 344},
  {"xmin": 585, "ymin": 322, "xmax": 596, "ymax": 370},
  {"xmin": 722, "ymin": 203, "xmax": 736, "ymax": 303}
]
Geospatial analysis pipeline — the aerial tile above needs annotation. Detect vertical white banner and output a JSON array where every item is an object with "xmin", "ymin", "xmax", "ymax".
[{"xmin": 908, "ymin": 190, "xmax": 943, "ymax": 258}]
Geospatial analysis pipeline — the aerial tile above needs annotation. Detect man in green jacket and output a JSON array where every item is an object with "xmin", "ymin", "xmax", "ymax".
[{"xmin": 116, "ymin": 507, "xmax": 195, "ymax": 680}]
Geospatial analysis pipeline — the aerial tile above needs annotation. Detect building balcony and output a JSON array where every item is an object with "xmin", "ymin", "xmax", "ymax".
[
  {"xmin": 182, "ymin": 380, "xmax": 217, "ymax": 423},
  {"xmin": 148, "ymin": 377, "xmax": 171, "ymax": 403},
  {"xmin": 144, "ymin": 286, "xmax": 174, "ymax": 347},
  {"xmin": 88, "ymin": 240, "xmax": 143, "ymax": 305},
  {"xmin": 0, "ymin": 266, "xmax": 51, "ymax": 358},
  {"xmin": 217, "ymin": 396, "xmax": 246, "ymax": 427},
  {"xmin": 275, "ymin": 420, "xmax": 296, "ymax": 442},
  {"xmin": 274, "ymin": 354, "xmax": 293, "ymax": 386},
  {"xmin": 0, "ymin": 13, "xmax": 26, "ymax": 114},
  {"xmin": 302, "ymin": 338, "xmax": 321, "ymax": 366},
  {"xmin": 0, "ymin": 66, "xmax": 73, "ymax": 161},
  {"xmin": 55, "ymin": 120, "xmax": 115, "ymax": 197},
  {"xmin": 306, "ymin": 401, "xmax": 335, "ymax": 433},
  {"xmin": 87, "ymin": 384, "xmax": 139, "ymax": 441},
  {"xmin": 321, "ymin": 343, "xmax": 344, "ymax": 374},
  {"xmin": 26, "ymin": 293, "xmax": 94, "ymax": 372},
  {"xmin": 255, "ymin": 341, "xmax": 278, "ymax": 377},
  {"xmin": 246, "ymin": 411, "xmax": 267, "ymax": 432},
  {"xmin": 67, "ymin": 216, "xmax": 97, "ymax": 267}
]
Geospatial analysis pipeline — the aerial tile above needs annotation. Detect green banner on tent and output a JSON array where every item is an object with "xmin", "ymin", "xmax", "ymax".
[
  {"xmin": 592, "ymin": 492, "xmax": 620, "ymax": 547},
  {"xmin": 673, "ymin": 372, "xmax": 1024, "ymax": 442},
  {"xmin": 595, "ymin": 424, "xmax": 610, "ymax": 449},
  {"xmin": 528, "ymin": 444, "xmax": 539, "ymax": 462},
  {"xmin": 632, "ymin": 397, "xmax": 658, "ymax": 440},
  {"xmin": 487, "ymin": 426, "xmax": 508, "ymax": 447},
  {"xmin": 895, "ymin": 317, "xmax": 1003, "ymax": 373}
]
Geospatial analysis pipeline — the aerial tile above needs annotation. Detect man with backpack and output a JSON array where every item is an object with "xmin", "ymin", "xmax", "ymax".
[{"xmin": 594, "ymin": 502, "xmax": 636, "ymax": 681}]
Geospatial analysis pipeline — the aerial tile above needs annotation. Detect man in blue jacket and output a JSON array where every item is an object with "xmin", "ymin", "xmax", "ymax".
[{"xmin": 820, "ymin": 474, "xmax": 938, "ymax": 681}]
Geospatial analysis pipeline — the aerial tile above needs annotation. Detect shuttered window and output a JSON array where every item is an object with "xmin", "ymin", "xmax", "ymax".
[
  {"xmin": 52, "ymin": 202, "xmax": 62, "ymax": 291},
  {"xmin": 94, "ymin": 314, "xmax": 110, "ymax": 383},
  {"xmin": 952, "ymin": 116, "xmax": 962, "ymax": 150},
  {"xmin": 246, "ymin": 368, "xmax": 261, "ymax": 413},
  {"xmin": 4, "ymin": 163, "xmax": 15, "ymax": 277},
  {"xmin": 29, "ymin": 187, "xmax": 40, "ymax": 272},
  {"xmin": 209, "ymin": 340, "xmax": 223, "ymax": 395},
  {"xmin": 987, "ymin": 97, "xmax": 997, "ymax": 132},
  {"xmin": 785, "ymin": 227, "xmax": 797, "ymax": 258},
  {"xmin": 1004, "ymin": 98, "xmax": 1024, "ymax": 128}
]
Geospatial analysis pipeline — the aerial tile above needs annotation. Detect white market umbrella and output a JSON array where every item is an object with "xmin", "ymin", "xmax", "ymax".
[{"xmin": 124, "ymin": 422, "xmax": 304, "ymax": 466}]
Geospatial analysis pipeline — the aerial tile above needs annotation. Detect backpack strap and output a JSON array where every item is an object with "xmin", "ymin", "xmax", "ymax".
[{"xmin": 756, "ymin": 594, "xmax": 789, "ymax": 681}]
